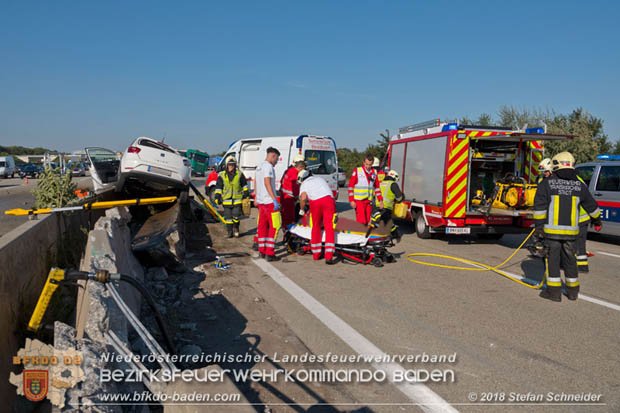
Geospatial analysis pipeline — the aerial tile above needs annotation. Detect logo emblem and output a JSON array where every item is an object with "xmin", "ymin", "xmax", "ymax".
[{"xmin": 23, "ymin": 370, "xmax": 48, "ymax": 402}]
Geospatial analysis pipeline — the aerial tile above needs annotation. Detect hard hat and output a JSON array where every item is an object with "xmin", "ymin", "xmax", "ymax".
[
  {"xmin": 372, "ymin": 157, "xmax": 380, "ymax": 167},
  {"xmin": 297, "ymin": 169, "xmax": 311, "ymax": 185},
  {"xmin": 387, "ymin": 170, "xmax": 399, "ymax": 181},
  {"xmin": 292, "ymin": 154, "xmax": 305, "ymax": 164},
  {"xmin": 538, "ymin": 158, "xmax": 553, "ymax": 173},
  {"xmin": 551, "ymin": 151, "xmax": 575, "ymax": 171},
  {"xmin": 226, "ymin": 156, "xmax": 237, "ymax": 165}
]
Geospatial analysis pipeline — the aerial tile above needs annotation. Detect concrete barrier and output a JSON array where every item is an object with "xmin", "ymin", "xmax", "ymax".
[{"xmin": 0, "ymin": 210, "xmax": 102, "ymax": 405}]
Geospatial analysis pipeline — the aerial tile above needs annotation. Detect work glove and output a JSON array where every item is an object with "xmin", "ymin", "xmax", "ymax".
[
  {"xmin": 592, "ymin": 218, "xmax": 603, "ymax": 232},
  {"xmin": 273, "ymin": 199, "xmax": 279, "ymax": 211},
  {"xmin": 215, "ymin": 194, "xmax": 223, "ymax": 205},
  {"xmin": 533, "ymin": 228, "xmax": 544, "ymax": 238}
]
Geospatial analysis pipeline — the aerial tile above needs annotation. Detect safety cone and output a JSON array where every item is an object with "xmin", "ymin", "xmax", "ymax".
[{"xmin": 25, "ymin": 177, "xmax": 29, "ymax": 184}]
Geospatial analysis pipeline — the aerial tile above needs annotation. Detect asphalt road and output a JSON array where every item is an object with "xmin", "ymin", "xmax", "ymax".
[
  {"xmin": 0, "ymin": 175, "xmax": 93, "ymax": 237},
  {"xmin": 235, "ymin": 188, "xmax": 620, "ymax": 412}
]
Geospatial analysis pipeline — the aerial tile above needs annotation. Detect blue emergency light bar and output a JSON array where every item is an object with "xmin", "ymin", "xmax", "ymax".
[
  {"xmin": 525, "ymin": 127, "xmax": 545, "ymax": 134},
  {"xmin": 597, "ymin": 154, "xmax": 620, "ymax": 161},
  {"xmin": 441, "ymin": 123, "xmax": 459, "ymax": 132}
]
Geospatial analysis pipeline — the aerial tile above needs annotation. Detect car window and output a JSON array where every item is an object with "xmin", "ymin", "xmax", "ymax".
[
  {"xmin": 576, "ymin": 166, "xmax": 596, "ymax": 186},
  {"xmin": 596, "ymin": 165, "xmax": 620, "ymax": 192},
  {"xmin": 138, "ymin": 139, "xmax": 177, "ymax": 154}
]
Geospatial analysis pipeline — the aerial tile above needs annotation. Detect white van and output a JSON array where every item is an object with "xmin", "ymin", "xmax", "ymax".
[
  {"xmin": 0, "ymin": 156, "xmax": 16, "ymax": 178},
  {"xmin": 206, "ymin": 135, "xmax": 339, "ymax": 201}
]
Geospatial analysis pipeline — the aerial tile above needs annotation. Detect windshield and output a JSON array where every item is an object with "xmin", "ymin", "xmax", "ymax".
[
  {"xmin": 304, "ymin": 150, "xmax": 337, "ymax": 175},
  {"xmin": 0, "ymin": 161, "xmax": 6, "ymax": 167},
  {"xmin": 192, "ymin": 153, "xmax": 208, "ymax": 164}
]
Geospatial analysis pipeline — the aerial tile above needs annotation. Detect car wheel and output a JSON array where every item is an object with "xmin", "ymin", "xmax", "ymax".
[{"xmin": 415, "ymin": 212, "xmax": 431, "ymax": 239}]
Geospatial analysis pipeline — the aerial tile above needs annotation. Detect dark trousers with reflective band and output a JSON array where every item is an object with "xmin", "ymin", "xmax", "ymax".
[
  {"xmin": 545, "ymin": 238, "xmax": 579, "ymax": 297},
  {"xmin": 223, "ymin": 205, "xmax": 242, "ymax": 234},
  {"xmin": 576, "ymin": 224, "xmax": 589, "ymax": 271},
  {"xmin": 370, "ymin": 207, "xmax": 399, "ymax": 236}
]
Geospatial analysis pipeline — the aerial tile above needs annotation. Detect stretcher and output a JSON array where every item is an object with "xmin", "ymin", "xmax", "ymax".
[{"xmin": 285, "ymin": 216, "xmax": 396, "ymax": 267}]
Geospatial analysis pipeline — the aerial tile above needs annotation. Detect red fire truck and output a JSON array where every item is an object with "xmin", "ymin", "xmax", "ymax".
[{"xmin": 387, "ymin": 119, "xmax": 572, "ymax": 239}]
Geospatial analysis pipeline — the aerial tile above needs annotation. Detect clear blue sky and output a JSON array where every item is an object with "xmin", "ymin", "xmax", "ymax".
[{"xmin": 1, "ymin": 0, "xmax": 619, "ymax": 153}]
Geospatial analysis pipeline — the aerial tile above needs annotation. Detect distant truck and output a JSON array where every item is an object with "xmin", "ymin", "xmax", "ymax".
[
  {"xmin": 387, "ymin": 119, "xmax": 572, "ymax": 239},
  {"xmin": 183, "ymin": 149, "xmax": 210, "ymax": 176},
  {"xmin": 0, "ymin": 156, "xmax": 16, "ymax": 178},
  {"xmin": 205, "ymin": 135, "xmax": 339, "ymax": 203}
]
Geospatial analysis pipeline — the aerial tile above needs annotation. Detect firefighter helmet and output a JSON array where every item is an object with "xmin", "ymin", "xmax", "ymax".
[
  {"xmin": 538, "ymin": 158, "xmax": 553, "ymax": 173},
  {"xmin": 292, "ymin": 154, "xmax": 305, "ymax": 165},
  {"xmin": 297, "ymin": 169, "xmax": 312, "ymax": 185},
  {"xmin": 372, "ymin": 157, "xmax": 380, "ymax": 167},
  {"xmin": 551, "ymin": 152, "xmax": 575, "ymax": 171},
  {"xmin": 226, "ymin": 156, "xmax": 237, "ymax": 165},
  {"xmin": 387, "ymin": 170, "xmax": 399, "ymax": 181}
]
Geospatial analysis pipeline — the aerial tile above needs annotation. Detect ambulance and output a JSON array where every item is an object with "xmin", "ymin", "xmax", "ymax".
[{"xmin": 205, "ymin": 135, "xmax": 339, "ymax": 202}]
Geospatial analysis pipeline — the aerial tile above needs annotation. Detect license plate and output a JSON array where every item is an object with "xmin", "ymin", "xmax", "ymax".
[
  {"xmin": 147, "ymin": 166, "xmax": 172, "ymax": 176},
  {"xmin": 446, "ymin": 227, "xmax": 471, "ymax": 234}
]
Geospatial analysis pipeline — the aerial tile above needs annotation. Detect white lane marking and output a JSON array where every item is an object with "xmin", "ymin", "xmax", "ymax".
[
  {"xmin": 464, "ymin": 260, "xmax": 620, "ymax": 313},
  {"xmin": 253, "ymin": 259, "xmax": 457, "ymax": 413},
  {"xmin": 595, "ymin": 251, "xmax": 620, "ymax": 259}
]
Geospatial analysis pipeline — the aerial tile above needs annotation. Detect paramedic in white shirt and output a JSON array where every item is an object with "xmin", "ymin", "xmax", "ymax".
[
  {"xmin": 298, "ymin": 170, "xmax": 336, "ymax": 265},
  {"xmin": 255, "ymin": 147, "xmax": 281, "ymax": 261}
]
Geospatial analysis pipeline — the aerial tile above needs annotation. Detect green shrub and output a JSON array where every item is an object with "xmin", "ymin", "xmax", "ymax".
[{"xmin": 33, "ymin": 167, "xmax": 78, "ymax": 208}]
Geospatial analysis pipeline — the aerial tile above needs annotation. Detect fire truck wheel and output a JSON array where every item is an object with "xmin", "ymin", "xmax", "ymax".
[{"xmin": 414, "ymin": 212, "xmax": 431, "ymax": 239}]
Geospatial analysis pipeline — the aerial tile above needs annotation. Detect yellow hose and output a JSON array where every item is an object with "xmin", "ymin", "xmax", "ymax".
[{"xmin": 406, "ymin": 229, "xmax": 546, "ymax": 289}]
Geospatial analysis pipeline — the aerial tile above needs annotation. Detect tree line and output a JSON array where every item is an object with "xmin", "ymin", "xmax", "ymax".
[{"xmin": 336, "ymin": 106, "xmax": 618, "ymax": 176}]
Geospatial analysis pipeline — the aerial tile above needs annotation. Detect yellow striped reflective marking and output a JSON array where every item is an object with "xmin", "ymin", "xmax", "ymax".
[
  {"xmin": 446, "ymin": 192, "xmax": 467, "ymax": 216},
  {"xmin": 447, "ymin": 166, "xmax": 467, "ymax": 189},
  {"xmin": 553, "ymin": 195, "xmax": 560, "ymax": 225},
  {"xmin": 448, "ymin": 152, "xmax": 468, "ymax": 176}
]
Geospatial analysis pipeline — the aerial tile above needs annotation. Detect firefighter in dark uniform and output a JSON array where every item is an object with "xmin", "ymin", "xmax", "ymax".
[
  {"xmin": 537, "ymin": 158, "xmax": 553, "ymax": 183},
  {"xmin": 533, "ymin": 151, "xmax": 602, "ymax": 302},
  {"xmin": 576, "ymin": 174, "xmax": 592, "ymax": 272},
  {"xmin": 369, "ymin": 170, "xmax": 404, "ymax": 242},
  {"xmin": 214, "ymin": 156, "xmax": 249, "ymax": 238}
]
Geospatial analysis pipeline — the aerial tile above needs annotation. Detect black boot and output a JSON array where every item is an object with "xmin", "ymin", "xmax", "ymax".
[
  {"xmin": 226, "ymin": 224, "xmax": 233, "ymax": 238},
  {"xmin": 539, "ymin": 289, "xmax": 561, "ymax": 302},
  {"xmin": 233, "ymin": 222, "xmax": 240, "ymax": 238}
]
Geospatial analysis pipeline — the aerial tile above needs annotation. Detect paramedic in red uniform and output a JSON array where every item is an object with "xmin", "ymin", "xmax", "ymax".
[
  {"xmin": 280, "ymin": 155, "xmax": 306, "ymax": 227},
  {"xmin": 299, "ymin": 170, "xmax": 336, "ymax": 265},
  {"xmin": 348, "ymin": 154, "xmax": 383, "ymax": 225},
  {"xmin": 256, "ymin": 147, "xmax": 281, "ymax": 261}
]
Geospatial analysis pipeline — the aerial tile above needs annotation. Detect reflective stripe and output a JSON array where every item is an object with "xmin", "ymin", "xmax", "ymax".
[
  {"xmin": 544, "ymin": 227, "xmax": 579, "ymax": 236},
  {"xmin": 281, "ymin": 188, "xmax": 294, "ymax": 196},
  {"xmin": 565, "ymin": 278, "xmax": 580, "ymax": 287},
  {"xmin": 579, "ymin": 212, "xmax": 590, "ymax": 223},
  {"xmin": 577, "ymin": 261, "xmax": 588, "ymax": 266},
  {"xmin": 324, "ymin": 243, "xmax": 335, "ymax": 247},
  {"xmin": 571, "ymin": 196, "xmax": 578, "ymax": 227},
  {"xmin": 353, "ymin": 167, "xmax": 375, "ymax": 200},
  {"xmin": 533, "ymin": 210, "xmax": 547, "ymax": 219},
  {"xmin": 214, "ymin": 189, "xmax": 223, "ymax": 194},
  {"xmin": 576, "ymin": 255, "xmax": 588, "ymax": 260},
  {"xmin": 590, "ymin": 208, "xmax": 601, "ymax": 219},
  {"xmin": 547, "ymin": 276, "xmax": 562, "ymax": 287},
  {"xmin": 552, "ymin": 195, "xmax": 560, "ymax": 226}
]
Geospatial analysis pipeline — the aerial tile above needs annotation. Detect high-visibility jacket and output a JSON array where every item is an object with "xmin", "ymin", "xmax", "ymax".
[
  {"xmin": 375, "ymin": 179, "xmax": 403, "ymax": 210},
  {"xmin": 280, "ymin": 166, "xmax": 300, "ymax": 199},
  {"xmin": 215, "ymin": 170, "xmax": 248, "ymax": 206},
  {"xmin": 576, "ymin": 175, "xmax": 590, "ymax": 225},
  {"xmin": 533, "ymin": 170, "xmax": 600, "ymax": 240},
  {"xmin": 348, "ymin": 167, "xmax": 381, "ymax": 202}
]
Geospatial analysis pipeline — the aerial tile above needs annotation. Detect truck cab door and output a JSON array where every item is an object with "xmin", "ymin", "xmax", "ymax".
[{"xmin": 85, "ymin": 147, "xmax": 120, "ymax": 193}]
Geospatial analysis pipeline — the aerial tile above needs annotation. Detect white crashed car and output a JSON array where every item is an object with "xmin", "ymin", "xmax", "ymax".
[{"xmin": 86, "ymin": 137, "xmax": 191, "ymax": 195}]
